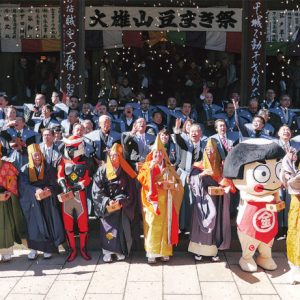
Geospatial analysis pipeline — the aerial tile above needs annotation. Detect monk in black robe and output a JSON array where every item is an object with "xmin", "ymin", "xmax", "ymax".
[
  {"xmin": 92, "ymin": 143, "xmax": 137, "ymax": 263},
  {"xmin": 19, "ymin": 144, "xmax": 65, "ymax": 260}
]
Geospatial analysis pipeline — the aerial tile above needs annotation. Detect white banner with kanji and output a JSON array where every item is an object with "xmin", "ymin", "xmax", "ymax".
[{"xmin": 85, "ymin": 7, "xmax": 242, "ymax": 32}]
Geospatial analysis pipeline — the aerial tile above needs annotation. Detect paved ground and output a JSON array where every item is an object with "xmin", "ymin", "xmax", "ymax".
[{"xmin": 0, "ymin": 250, "xmax": 299, "ymax": 300}]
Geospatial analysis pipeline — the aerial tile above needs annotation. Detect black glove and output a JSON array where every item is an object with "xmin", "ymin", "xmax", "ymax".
[
  {"xmin": 71, "ymin": 183, "xmax": 83, "ymax": 193},
  {"xmin": 58, "ymin": 179, "xmax": 70, "ymax": 194}
]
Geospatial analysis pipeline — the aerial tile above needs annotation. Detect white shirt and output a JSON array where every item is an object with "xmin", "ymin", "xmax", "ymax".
[{"xmin": 43, "ymin": 117, "xmax": 51, "ymax": 126}]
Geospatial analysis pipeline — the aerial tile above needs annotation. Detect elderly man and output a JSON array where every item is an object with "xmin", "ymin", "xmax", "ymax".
[
  {"xmin": 275, "ymin": 125, "xmax": 299, "ymax": 239},
  {"xmin": 211, "ymin": 119, "xmax": 239, "ymax": 161},
  {"xmin": 121, "ymin": 118, "xmax": 155, "ymax": 171},
  {"xmin": 174, "ymin": 119, "xmax": 206, "ymax": 232},
  {"xmin": 92, "ymin": 143, "xmax": 137, "ymax": 263},
  {"xmin": 85, "ymin": 115, "xmax": 120, "ymax": 165},
  {"xmin": 82, "ymin": 119, "xmax": 94, "ymax": 134},
  {"xmin": 19, "ymin": 144, "xmax": 64, "ymax": 260}
]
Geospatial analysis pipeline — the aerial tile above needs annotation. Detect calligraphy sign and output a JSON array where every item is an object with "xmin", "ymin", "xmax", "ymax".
[
  {"xmin": 61, "ymin": 0, "xmax": 80, "ymax": 97},
  {"xmin": 0, "ymin": 7, "xmax": 60, "ymax": 39},
  {"xmin": 85, "ymin": 7, "xmax": 242, "ymax": 32},
  {"xmin": 246, "ymin": 0, "xmax": 266, "ymax": 99},
  {"xmin": 267, "ymin": 10, "xmax": 300, "ymax": 42}
]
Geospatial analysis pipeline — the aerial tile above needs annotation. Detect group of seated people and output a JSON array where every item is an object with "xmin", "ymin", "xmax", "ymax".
[{"xmin": 0, "ymin": 87, "xmax": 299, "ymax": 265}]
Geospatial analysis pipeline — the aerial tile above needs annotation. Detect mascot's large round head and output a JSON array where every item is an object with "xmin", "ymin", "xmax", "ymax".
[{"xmin": 223, "ymin": 139, "xmax": 285, "ymax": 196}]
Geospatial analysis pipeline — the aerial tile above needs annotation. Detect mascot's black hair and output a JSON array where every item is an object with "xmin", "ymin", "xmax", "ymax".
[{"xmin": 223, "ymin": 139, "xmax": 285, "ymax": 179}]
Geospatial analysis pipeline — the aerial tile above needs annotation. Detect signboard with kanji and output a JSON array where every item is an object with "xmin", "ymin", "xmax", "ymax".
[
  {"xmin": 61, "ymin": 0, "xmax": 80, "ymax": 97},
  {"xmin": 85, "ymin": 7, "xmax": 243, "ymax": 32},
  {"xmin": 245, "ymin": 0, "xmax": 266, "ymax": 99},
  {"xmin": 0, "ymin": 7, "xmax": 60, "ymax": 39},
  {"xmin": 267, "ymin": 10, "xmax": 300, "ymax": 42}
]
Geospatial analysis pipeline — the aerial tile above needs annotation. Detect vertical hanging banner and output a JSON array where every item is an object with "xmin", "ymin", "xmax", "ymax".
[
  {"xmin": 61, "ymin": 0, "xmax": 80, "ymax": 97},
  {"xmin": 242, "ymin": 0, "xmax": 266, "ymax": 101}
]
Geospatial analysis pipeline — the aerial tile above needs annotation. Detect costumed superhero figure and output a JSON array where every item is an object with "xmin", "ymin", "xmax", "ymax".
[
  {"xmin": 223, "ymin": 139, "xmax": 285, "ymax": 272},
  {"xmin": 57, "ymin": 135, "xmax": 93, "ymax": 262}
]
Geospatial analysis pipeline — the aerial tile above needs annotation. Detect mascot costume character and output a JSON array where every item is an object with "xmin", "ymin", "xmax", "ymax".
[
  {"xmin": 57, "ymin": 135, "xmax": 93, "ymax": 262},
  {"xmin": 223, "ymin": 139, "xmax": 285, "ymax": 272}
]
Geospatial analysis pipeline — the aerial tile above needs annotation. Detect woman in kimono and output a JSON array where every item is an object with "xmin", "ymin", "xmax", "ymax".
[
  {"xmin": 137, "ymin": 136, "xmax": 183, "ymax": 264},
  {"xmin": 92, "ymin": 143, "xmax": 137, "ymax": 263},
  {"xmin": 188, "ymin": 138, "xmax": 234, "ymax": 261},
  {"xmin": 0, "ymin": 144, "xmax": 26, "ymax": 262},
  {"xmin": 19, "ymin": 144, "xmax": 64, "ymax": 260},
  {"xmin": 280, "ymin": 149, "xmax": 300, "ymax": 284}
]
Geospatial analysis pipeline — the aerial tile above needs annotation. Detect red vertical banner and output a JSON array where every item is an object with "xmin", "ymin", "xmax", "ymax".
[
  {"xmin": 241, "ymin": 0, "xmax": 266, "ymax": 103},
  {"xmin": 61, "ymin": 0, "xmax": 80, "ymax": 97}
]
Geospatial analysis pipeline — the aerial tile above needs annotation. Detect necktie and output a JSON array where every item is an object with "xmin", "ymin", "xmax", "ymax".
[
  {"xmin": 46, "ymin": 148, "xmax": 51, "ymax": 164},
  {"xmin": 283, "ymin": 108, "xmax": 288, "ymax": 123},
  {"xmin": 69, "ymin": 124, "xmax": 73, "ymax": 135},
  {"xmin": 284, "ymin": 142, "xmax": 290, "ymax": 153},
  {"xmin": 193, "ymin": 145, "xmax": 198, "ymax": 162},
  {"xmin": 207, "ymin": 105, "xmax": 212, "ymax": 120},
  {"xmin": 221, "ymin": 137, "xmax": 229, "ymax": 151},
  {"xmin": 16, "ymin": 131, "xmax": 21, "ymax": 138},
  {"xmin": 142, "ymin": 112, "xmax": 147, "ymax": 122}
]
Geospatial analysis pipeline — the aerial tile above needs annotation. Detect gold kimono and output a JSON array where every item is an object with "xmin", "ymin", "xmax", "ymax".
[{"xmin": 137, "ymin": 138, "xmax": 183, "ymax": 258}]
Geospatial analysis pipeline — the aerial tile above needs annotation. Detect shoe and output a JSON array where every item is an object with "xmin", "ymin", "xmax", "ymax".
[
  {"xmin": 43, "ymin": 252, "xmax": 52, "ymax": 259},
  {"xmin": 116, "ymin": 253, "xmax": 125, "ymax": 261},
  {"xmin": 194, "ymin": 255, "xmax": 202, "ymax": 261},
  {"xmin": 276, "ymin": 234, "xmax": 286, "ymax": 241},
  {"xmin": 66, "ymin": 231, "xmax": 77, "ymax": 262},
  {"xmin": 1, "ymin": 254, "xmax": 12, "ymax": 262},
  {"xmin": 161, "ymin": 256, "xmax": 170, "ymax": 262},
  {"xmin": 28, "ymin": 249, "xmax": 38, "ymax": 260},
  {"xmin": 211, "ymin": 256, "xmax": 220, "ymax": 262},
  {"xmin": 103, "ymin": 254, "xmax": 113, "ymax": 263},
  {"xmin": 79, "ymin": 232, "xmax": 91, "ymax": 261},
  {"xmin": 147, "ymin": 257, "xmax": 156, "ymax": 264}
]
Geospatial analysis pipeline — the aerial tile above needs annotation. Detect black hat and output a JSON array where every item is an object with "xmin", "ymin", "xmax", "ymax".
[{"xmin": 223, "ymin": 139, "xmax": 285, "ymax": 179}]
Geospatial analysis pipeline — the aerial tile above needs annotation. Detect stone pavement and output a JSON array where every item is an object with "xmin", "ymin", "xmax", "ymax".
[{"xmin": 0, "ymin": 250, "xmax": 299, "ymax": 300}]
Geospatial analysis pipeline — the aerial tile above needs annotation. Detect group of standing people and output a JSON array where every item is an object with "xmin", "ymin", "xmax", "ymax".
[{"xmin": 0, "ymin": 88, "xmax": 299, "ymax": 284}]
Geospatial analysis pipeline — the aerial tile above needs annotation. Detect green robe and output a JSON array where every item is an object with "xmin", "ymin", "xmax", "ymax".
[{"xmin": 0, "ymin": 194, "xmax": 26, "ymax": 249}]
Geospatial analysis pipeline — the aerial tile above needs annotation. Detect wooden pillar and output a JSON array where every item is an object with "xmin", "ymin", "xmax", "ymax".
[
  {"xmin": 241, "ymin": 0, "xmax": 266, "ymax": 105},
  {"xmin": 60, "ymin": 0, "xmax": 85, "ymax": 102}
]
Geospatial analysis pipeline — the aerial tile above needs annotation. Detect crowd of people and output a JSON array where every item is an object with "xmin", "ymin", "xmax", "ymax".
[{"xmin": 0, "ymin": 85, "xmax": 299, "ymax": 279}]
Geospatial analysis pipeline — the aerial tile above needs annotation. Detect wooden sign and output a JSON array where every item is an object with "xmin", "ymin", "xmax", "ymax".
[
  {"xmin": 106, "ymin": 201, "xmax": 122, "ymax": 213},
  {"xmin": 58, "ymin": 190, "xmax": 74, "ymax": 203},
  {"xmin": 208, "ymin": 186, "xmax": 224, "ymax": 196},
  {"xmin": 266, "ymin": 201, "xmax": 285, "ymax": 212},
  {"xmin": 35, "ymin": 189, "xmax": 52, "ymax": 201}
]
